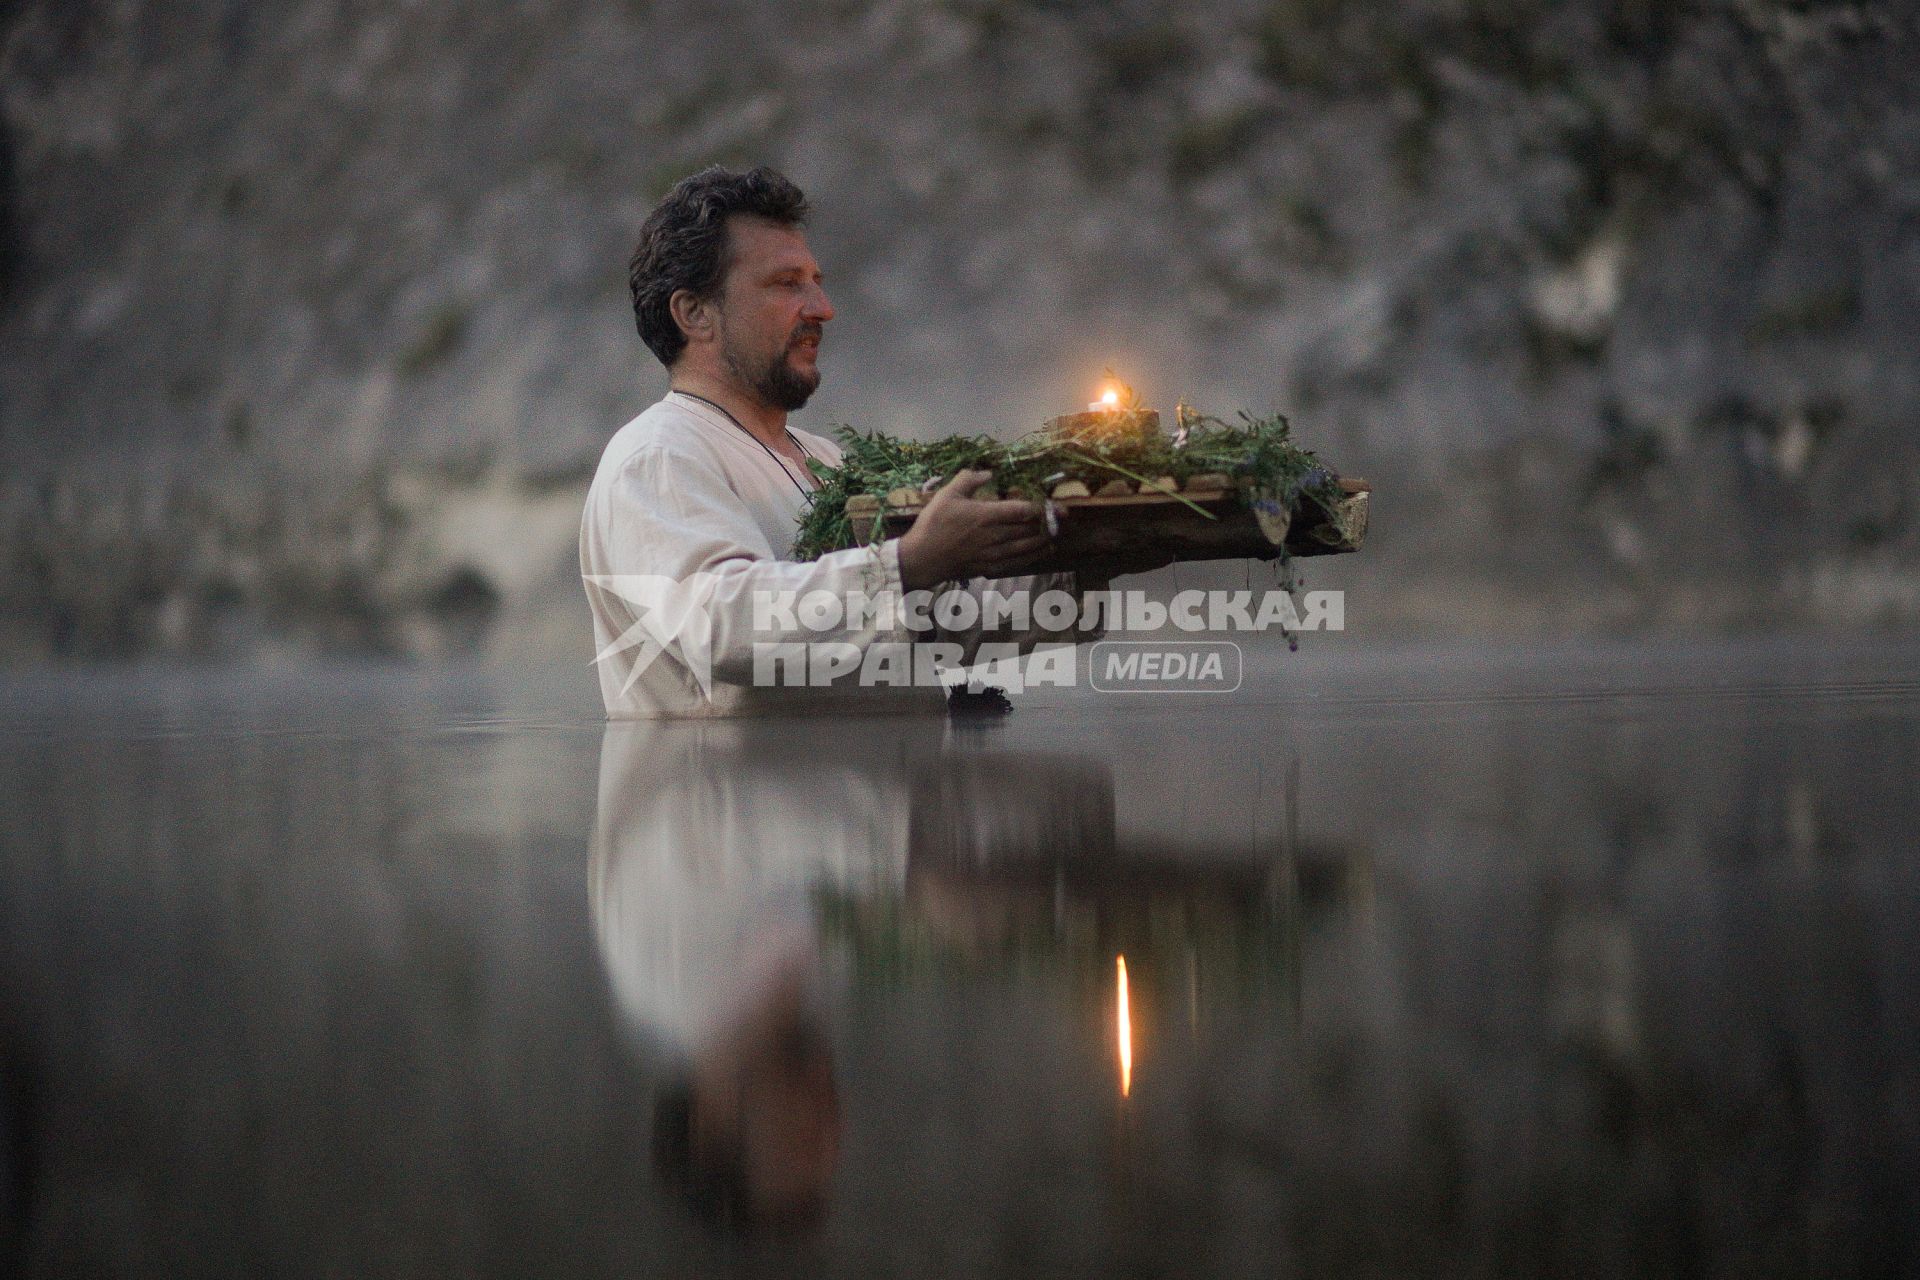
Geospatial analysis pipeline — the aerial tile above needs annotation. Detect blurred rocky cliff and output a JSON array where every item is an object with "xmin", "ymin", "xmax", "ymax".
[{"xmin": 2, "ymin": 0, "xmax": 1915, "ymax": 663}]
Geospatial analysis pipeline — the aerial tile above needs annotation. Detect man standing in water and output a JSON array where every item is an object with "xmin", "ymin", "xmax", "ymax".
[{"xmin": 581, "ymin": 166, "xmax": 1105, "ymax": 717}]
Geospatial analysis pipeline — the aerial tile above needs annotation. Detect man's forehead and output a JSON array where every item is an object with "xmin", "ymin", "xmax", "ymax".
[{"xmin": 724, "ymin": 216, "xmax": 817, "ymax": 273}]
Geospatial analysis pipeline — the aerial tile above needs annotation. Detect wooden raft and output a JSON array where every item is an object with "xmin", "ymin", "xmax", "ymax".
[{"xmin": 842, "ymin": 476, "xmax": 1370, "ymax": 571}]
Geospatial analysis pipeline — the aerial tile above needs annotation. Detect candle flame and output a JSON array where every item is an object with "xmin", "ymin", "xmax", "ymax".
[
  {"xmin": 1117, "ymin": 954, "xmax": 1132, "ymax": 1098},
  {"xmin": 1099, "ymin": 387, "xmax": 1120, "ymax": 409}
]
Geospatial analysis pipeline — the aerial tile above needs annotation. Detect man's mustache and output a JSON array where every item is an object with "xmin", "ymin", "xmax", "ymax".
[{"xmin": 789, "ymin": 322, "xmax": 823, "ymax": 347}]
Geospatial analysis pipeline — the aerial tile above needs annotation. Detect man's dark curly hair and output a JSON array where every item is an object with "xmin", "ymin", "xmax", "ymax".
[{"xmin": 627, "ymin": 165, "xmax": 811, "ymax": 369}]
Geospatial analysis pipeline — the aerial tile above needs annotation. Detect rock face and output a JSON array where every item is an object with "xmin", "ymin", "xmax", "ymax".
[{"xmin": 1, "ymin": 0, "xmax": 1916, "ymax": 661}]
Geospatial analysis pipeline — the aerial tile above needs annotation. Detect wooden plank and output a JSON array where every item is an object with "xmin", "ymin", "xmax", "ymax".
[
  {"xmin": 847, "ymin": 477, "xmax": 1367, "ymax": 512},
  {"xmin": 837, "ymin": 479, "xmax": 1369, "ymax": 566}
]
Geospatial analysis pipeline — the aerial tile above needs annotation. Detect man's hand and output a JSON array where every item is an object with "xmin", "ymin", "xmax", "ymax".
[{"xmin": 897, "ymin": 470, "xmax": 1052, "ymax": 590}]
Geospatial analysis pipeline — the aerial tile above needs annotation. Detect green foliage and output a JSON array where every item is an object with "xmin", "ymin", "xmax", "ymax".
[
  {"xmin": 1581, "ymin": 402, "xmax": 1665, "ymax": 501},
  {"xmin": 791, "ymin": 406, "xmax": 1345, "ymax": 561},
  {"xmin": 812, "ymin": 880, "xmax": 1298, "ymax": 995},
  {"xmin": 398, "ymin": 303, "xmax": 470, "ymax": 377},
  {"xmin": 1745, "ymin": 283, "xmax": 1861, "ymax": 345},
  {"xmin": 1170, "ymin": 106, "xmax": 1266, "ymax": 183}
]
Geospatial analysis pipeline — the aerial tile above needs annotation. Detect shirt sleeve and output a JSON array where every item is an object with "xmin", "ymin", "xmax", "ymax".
[{"xmin": 588, "ymin": 442, "xmax": 910, "ymax": 687}]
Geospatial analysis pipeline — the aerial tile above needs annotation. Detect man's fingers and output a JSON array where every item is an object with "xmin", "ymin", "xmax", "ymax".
[
  {"xmin": 974, "ymin": 499, "xmax": 1047, "ymax": 525},
  {"xmin": 940, "ymin": 469, "xmax": 996, "ymax": 500},
  {"xmin": 980, "ymin": 535, "xmax": 1053, "ymax": 573},
  {"xmin": 980, "ymin": 527, "xmax": 1052, "ymax": 555},
  {"xmin": 997, "ymin": 529, "xmax": 1053, "ymax": 553}
]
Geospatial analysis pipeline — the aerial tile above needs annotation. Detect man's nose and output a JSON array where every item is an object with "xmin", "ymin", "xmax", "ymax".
[{"xmin": 804, "ymin": 282, "xmax": 834, "ymax": 323}]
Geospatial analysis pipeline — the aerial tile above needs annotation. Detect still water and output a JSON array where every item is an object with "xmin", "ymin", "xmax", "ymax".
[{"xmin": 2, "ymin": 637, "xmax": 1917, "ymax": 1277}]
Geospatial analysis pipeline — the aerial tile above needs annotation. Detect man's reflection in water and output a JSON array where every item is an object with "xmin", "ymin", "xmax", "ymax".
[
  {"xmin": 589, "ymin": 720, "xmax": 1319, "ymax": 1233},
  {"xmin": 647, "ymin": 963, "xmax": 839, "ymax": 1234},
  {"xmin": 590, "ymin": 722, "xmax": 905, "ymax": 1235},
  {"xmin": 589, "ymin": 719, "xmax": 1117, "ymax": 1235}
]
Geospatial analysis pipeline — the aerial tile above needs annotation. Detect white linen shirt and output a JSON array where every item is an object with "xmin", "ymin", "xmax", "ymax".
[
  {"xmin": 580, "ymin": 392, "xmax": 1091, "ymax": 718},
  {"xmin": 589, "ymin": 720, "xmax": 913, "ymax": 1052}
]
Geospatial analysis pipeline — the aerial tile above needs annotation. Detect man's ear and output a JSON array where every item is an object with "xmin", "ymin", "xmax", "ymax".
[{"xmin": 670, "ymin": 289, "xmax": 717, "ymax": 348}]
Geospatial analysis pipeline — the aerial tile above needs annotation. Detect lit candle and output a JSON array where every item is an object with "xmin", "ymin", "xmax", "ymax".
[{"xmin": 1088, "ymin": 387, "xmax": 1121, "ymax": 413}]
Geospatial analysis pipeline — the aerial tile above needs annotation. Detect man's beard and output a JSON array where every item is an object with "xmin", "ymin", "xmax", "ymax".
[{"xmin": 722, "ymin": 322, "xmax": 822, "ymax": 413}]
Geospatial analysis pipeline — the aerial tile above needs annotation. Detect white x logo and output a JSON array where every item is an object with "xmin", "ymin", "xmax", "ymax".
[{"xmin": 584, "ymin": 573, "xmax": 718, "ymax": 700}]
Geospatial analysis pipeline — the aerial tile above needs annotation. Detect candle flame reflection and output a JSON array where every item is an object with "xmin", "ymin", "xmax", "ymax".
[{"xmin": 1117, "ymin": 954, "xmax": 1132, "ymax": 1098}]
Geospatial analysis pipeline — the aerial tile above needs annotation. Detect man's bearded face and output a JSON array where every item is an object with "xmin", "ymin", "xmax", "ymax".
[
  {"xmin": 713, "ymin": 217, "xmax": 833, "ymax": 413},
  {"xmin": 720, "ymin": 313, "xmax": 822, "ymax": 413}
]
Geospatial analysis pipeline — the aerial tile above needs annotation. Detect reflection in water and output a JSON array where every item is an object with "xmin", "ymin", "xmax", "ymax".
[
  {"xmin": 590, "ymin": 719, "xmax": 1370, "ymax": 1232},
  {"xmin": 590, "ymin": 722, "xmax": 886, "ymax": 1235}
]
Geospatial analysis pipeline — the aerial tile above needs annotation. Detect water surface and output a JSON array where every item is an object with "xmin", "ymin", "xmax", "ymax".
[{"xmin": 3, "ymin": 637, "xmax": 1916, "ymax": 1276}]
